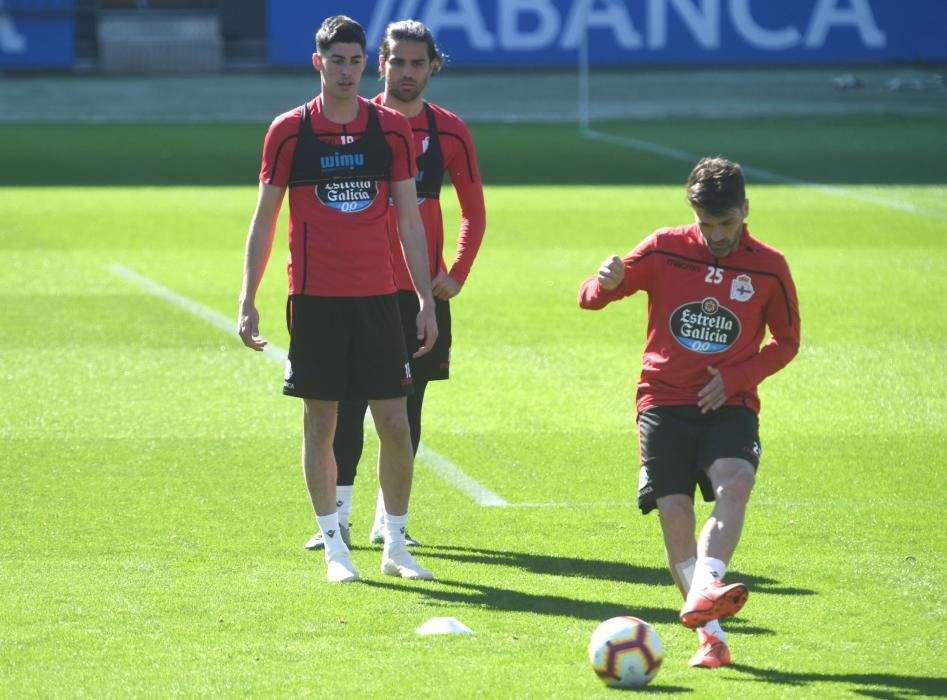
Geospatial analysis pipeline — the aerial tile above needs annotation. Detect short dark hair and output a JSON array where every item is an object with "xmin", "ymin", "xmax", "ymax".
[
  {"xmin": 378, "ymin": 19, "xmax": 445, "ymax": 78},
  {"xmin": 315, "ymin": 15, "xmax": 366, "ymax": 54},
  {"xmin": 686, "ymin": 157, "xmax": 746, "ymax": 215}
]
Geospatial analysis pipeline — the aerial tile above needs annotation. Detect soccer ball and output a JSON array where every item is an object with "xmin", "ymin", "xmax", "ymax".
[{"xmin": 588, "ymin": 616, "xmax": 664, "ymax": 688}]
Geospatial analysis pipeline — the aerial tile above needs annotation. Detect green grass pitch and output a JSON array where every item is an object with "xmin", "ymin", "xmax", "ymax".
[{"xmin": 1, "ymin": 115, "xmax": 945, "ymax": 698}]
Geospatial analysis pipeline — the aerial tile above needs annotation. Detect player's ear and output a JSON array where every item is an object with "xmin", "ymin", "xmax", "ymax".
[
  {"xmin": 312, "ymin": 52, "xmax": 322, "ymax": 71},
  {"xmin": 742, "ymin": 199, "xmax": 750, "ymax": 218}
]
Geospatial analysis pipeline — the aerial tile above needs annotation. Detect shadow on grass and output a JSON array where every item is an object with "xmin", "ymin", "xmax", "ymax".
[
  {"xmin": 418, "ymin": 545, "xmax": 816, "ymax": 597},
  {"xmin": 361, "ymin": 577, "xmax": 682, "ymax": 624},
  {"xmin": 729, "ymin": 663, "xmax": 947, "ymax": 699},
  {"xmin": 352, "ymin": 545, "xmax": 818, "ymax": 633},
  {"xmin": 361, "ymin": 575, "xmax": 774, "ymax": 634}
]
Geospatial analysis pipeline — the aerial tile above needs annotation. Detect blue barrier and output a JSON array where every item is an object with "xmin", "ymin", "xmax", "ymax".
[
  {"xmin": 0, "ymin": 0, "xmax": 74, "ymax": 68},
  {"xmin": 267, "ymin": 0, "xmax": 947, "ymax": 68}
]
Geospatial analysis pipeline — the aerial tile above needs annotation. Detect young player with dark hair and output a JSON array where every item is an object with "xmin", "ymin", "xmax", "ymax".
[
  {"xmin": 238, "ymin": 15, "xmax": 437, "ymax": 583},
  {"xmin": 579, "ymin": 157, "xmax": 800, "ymax": 668},
  {"xmin": 304, "ymin": 19, "xmax": 486, "ymax": 552}
]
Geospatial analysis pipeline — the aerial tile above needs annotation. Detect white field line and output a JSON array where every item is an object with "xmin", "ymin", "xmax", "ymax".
[
  {"xmin": 500, "ymin": 501, "xmax": 631, "ymax": 508},
  {"xmin": 416, "ymin": 445, "xmax": 508, "ymax": 507},
  {"xmin": 498, "ymin": 499, "xmax": 946, "ymax": 508},
  {"xmin": 582, "ymin": 128, "xmax": 947, "ymax": 222},
  {"xmin": 105, "ymin": 263, "xmax": 508, "ymax": 507},
  {"xmin": 753, "ymin": 499, "xmax": 946, "ymax": 508},
  {"xmin": 104, "ymin": 263, "xmax": 289, "ymax": 366}
]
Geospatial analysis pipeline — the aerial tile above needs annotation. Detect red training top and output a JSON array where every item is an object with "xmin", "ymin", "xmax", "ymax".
[
  {"xmin": 578, "ymin": 224, "xmax": 800, "ymax": 415},
  {"xmin": 372, "ymin": 95, "xmax": 486, "ymax": 291},
  {"xmin": 259, "ymin": 95, "xmax": 416, "ymax": 297}
]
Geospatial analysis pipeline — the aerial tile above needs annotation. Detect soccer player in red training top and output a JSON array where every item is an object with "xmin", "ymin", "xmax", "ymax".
[
  {"xmin": 303, "ymin": 20, "xmax": 486, "ymax": 552},
  {"xmin": 237, "ymin": 15, "xmax": 438, "ymax": 583},
  {"xmin": 578, "ymin": 157, "xmax": 800, "ymax": 668}
]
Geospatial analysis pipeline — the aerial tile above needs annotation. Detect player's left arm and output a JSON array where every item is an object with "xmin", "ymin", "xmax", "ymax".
[
  {"xmin": 435, "ymin": 121, "xmax": 486, "ymax": 300},
  {"xmin": 716, "ymin": 258, "xmax": 801, "ymax": 397},
  {"xmin": 386, "ymin": 111, "xmax": 438, "ymax": 356},
  {"xmin": 392, "ymin": 177, "xmax": 438, "ymax": 357}
]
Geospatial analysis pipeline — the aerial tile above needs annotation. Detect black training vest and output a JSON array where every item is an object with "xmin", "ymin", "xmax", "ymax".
[
  {"xmin": 414, "ymin": 103, "xmax": 444, "ymax": 201},
  {"xmin": 288, "ymin": 100, "xmax": 392, "ymax": 212}
]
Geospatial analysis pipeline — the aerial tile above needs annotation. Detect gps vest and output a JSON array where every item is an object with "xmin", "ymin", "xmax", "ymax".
[
  {"xmin": 414, "ymin": 103, "xmax": 444, "ymax": 201},
  {"xmin": 288, "ymin": 101, "xmax": 392, "ymax": 214}
]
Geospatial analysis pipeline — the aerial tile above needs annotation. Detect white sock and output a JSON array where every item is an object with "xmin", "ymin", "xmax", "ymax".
[
  {"xmin": 336, "ymin": 485, "xmax": 353, "ymax": 529},
  {"xmin": 700, "ymin": 619, "xmax": 727, "ymax": 643},
  {"xmin": 678, "ymin": 557, "xmax": 727, "ymax": 642},
  {"xmin": 316, "ymin": 513, "xmax": 348, "ymax": 560},
  {"xmin": 372, "ymin": 489, "xmax": 386, "ymax": 531},
  {"xmin": 384, "ymin": 512, "xmax": 408, "ymax": 549},
  {"xmin": 674, "ymin": 557, "xmax": 697, "ymax": 593},
  {"xmin": 693, "ymin": 557, "xmax": 727, "ymax": 591}
]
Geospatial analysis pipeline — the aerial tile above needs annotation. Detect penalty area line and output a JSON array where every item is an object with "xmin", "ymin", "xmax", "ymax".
[
  {"xmin": 104, "ymin": 263, "xmax": 288, "ymax": 365},
  {"xmin": 104, "ymin": 263, "xmax": 508, "ymax": 507}
]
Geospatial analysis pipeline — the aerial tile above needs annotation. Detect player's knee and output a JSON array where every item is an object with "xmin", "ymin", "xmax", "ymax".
[
  {"xmin": 371, "ymin": 408, "xmax": 411, "ymax": 446},
  {"xmin": 712, "ymin": 460, "xmax": 755, "ymax": 502},
  {"xmin": 303, "ymin": 401, "xmax": 337, "ymax": 447},
  {"xmin": 657, "ymin": 494, "xmax": 693, "ymax": 521}
]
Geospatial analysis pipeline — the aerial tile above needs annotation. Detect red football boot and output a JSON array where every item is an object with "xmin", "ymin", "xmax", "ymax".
[
  {"xmin": 689, "ymin": 628, "xmax": 732, "ymax": 668},
  {"xmin": 679, "ymin": 580, "xmax": 748, "ymax": 629}
]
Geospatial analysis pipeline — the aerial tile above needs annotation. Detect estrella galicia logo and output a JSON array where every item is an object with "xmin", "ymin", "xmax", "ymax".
[
  {"xmin": 316, "ymin": 180, "xmax": 378, "ymax": 213},
  {"xmin": 669, "ymin": 296, "xmax": 741, "ymax": 354},
  {"xmin": 319, "ymin": 151, "xmax": 365, "ymax": 172}
]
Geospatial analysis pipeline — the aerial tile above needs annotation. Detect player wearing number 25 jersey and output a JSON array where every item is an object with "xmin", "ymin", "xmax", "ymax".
[
  {"xmin": 578, "ymin": 220, "xmax": 800, "ymax": 416},
  {"xmin": 578, "ymin": 157, "xmax": 799, "ymax": 671}
]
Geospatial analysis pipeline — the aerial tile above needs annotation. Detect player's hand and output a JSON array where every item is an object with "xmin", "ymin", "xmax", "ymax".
[
  {"xmin": 432, "ymin": 271, "xmax": 461, "ymax": 300},
  {"xmin": 237, "ymin": 302, "xmax": 268, "ymax": 352},
  {"xmin": 597, "ymin": 255, "xmax": 625, "ymax": 291},
  {"xmin": 698, "ymin": 366, "xmax": 727, "ymax": 413},
  {"xmin": 413, "ymin": 301, "xmax": 439, "ymax": 358}
]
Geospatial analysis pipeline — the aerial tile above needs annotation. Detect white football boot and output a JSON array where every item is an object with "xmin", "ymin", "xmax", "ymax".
[
  {"xmin": 325, "ymin": 551, "xmax": 359, "ymax": 583},
  {"xmin": 381, "ymin": 543, "xmax": 433, "ymax": 580}
]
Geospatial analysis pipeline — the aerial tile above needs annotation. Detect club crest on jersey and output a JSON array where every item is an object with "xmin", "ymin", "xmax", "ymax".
[
  {"xmin": 669, "ymin": 296, "xmax": 742, "ymax": 354},
  {"xmin": 316, "ymin": 180, "xmax": 378, "ymax": 213},
  {"xmin": 730, "ymin": 274, "xmax": 754, "ymax": 302}
]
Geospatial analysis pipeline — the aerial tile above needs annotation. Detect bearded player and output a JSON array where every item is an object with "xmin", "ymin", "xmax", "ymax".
[{"xmin": 579, "ymin": 157, "xmax": 800, "ymax": 668}]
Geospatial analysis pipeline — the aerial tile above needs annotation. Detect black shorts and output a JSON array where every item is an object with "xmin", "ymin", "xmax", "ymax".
[
  {"xmin": 397, "ymin": 290, "xmax": 451, "ymax": 382},
  {"xmin": 282, "ymin": 294, "xmax": 412, "ymax": 401},
  {"xmin": 636, "ymin": 405, "xmax": 761, "ymax": 515}
]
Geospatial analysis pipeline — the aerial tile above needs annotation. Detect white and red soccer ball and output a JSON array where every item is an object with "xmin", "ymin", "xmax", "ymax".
[{"xmin": 588, "ymin": 616, "xmax": 664, "ymax": 688}]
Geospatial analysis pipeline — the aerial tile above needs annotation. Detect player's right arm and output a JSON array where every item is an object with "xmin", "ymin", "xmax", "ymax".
[
  {"xmin": 578, "ymin": 234, "xmax": 656, "ymax": 309},
  {"xmin": 237, "ymin": 182, "xmax": 285, "ymax": 351},
  {"xmin": 391, "ymin": 176, "xmax": 438, "ymax": 358}
]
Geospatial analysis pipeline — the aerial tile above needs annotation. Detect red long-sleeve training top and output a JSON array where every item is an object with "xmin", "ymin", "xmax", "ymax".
[{"xmin": 578, "ymin": 224, "xmax": 800, "ymax": 416}]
